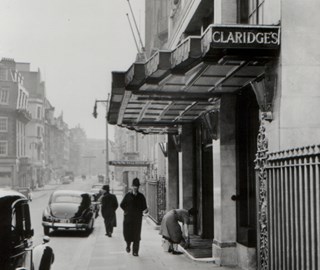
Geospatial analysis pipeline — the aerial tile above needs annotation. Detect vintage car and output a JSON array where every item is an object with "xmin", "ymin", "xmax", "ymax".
[
  {"xmin": 14, "ymin": 187, "xmax": 32, "ymax": 201},
  {"xmin": 60, "ymin": 176, "xmax": 71, "ymax": 185},
  {"xmin": 0, "ymin": 189, "xmax": 54, "ymax": 270},
  {"xmin": 42, "ymin": 190, "xmax": 96, "ymax": 235},
  {"xmin": 65, "ymin": 171, "xmax": 74, "ymax": 181},
  {"xmin": 90, "ymin": 183, "xmax": 104, "ymax": 195}
]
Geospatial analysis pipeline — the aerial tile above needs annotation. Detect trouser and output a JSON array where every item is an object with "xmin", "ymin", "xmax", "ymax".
[
  {"xmin": 104, "ymin": 219, "xmax": 114, "ymax": 235},
  {"xmin": 126, "ymin": 241, "xmax": 140, "ymax": 254}
]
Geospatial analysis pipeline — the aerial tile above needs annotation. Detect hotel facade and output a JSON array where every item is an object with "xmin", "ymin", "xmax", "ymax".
[{"xmin": 108, "ymin": 1, "xmax": 320, "ymax": 269}]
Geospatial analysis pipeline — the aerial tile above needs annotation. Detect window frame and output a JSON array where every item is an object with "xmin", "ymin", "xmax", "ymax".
[
  {"xmin": 0, "ymin": 89, "xmax": 9, "ymax": 105},
  {"xmin": 0, "ymin": 140, "xmax": 8, "ymax": 156},
  {"xmin": 238, "ymin": 0, "xmax": 265, "ymax": 24},
  {"xmin": 37, "ymin": 106, "xmax": 42, "ymax": 119},
  {"xmin": 0, "ymin": 117, "xmax": 8, "ymax": 132}
]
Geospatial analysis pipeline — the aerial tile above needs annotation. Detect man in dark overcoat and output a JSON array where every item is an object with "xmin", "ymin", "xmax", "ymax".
[
  {"xmin": 120, "ymin": 178, "xmax": 148, "ymax": 256},
  {"xmin": 100, "ymin": 185, "xmax": 118, "ymax": 237}
]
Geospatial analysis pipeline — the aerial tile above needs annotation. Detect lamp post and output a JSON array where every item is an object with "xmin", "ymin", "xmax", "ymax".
[{"xmin": 93, "ymin": 94, "xmax": 110, "ymax": 185}]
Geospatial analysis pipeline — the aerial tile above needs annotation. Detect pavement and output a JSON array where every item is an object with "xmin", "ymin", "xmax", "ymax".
[
  {"xmin": 32, "ymin": 183, "xmax": 242, "ymax": 270},
  {"xmin": 71, "ymin": 194, "xmax": 242, "ymax": 270}
]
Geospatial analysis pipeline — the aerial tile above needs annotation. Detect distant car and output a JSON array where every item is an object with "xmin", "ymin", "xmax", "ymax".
[
  {"xmin": 14, "ymin": 186, "xmax": 32, "ymax": 201},
  {"xmin": 65, "ymin": 171, "xmax": 74, "ymax": 181},
  {"xmin": 61, "ymin": 176, "xmax": 71, "ymax": 184},
  {"xmin": 42, "ymin": 190, "xmax": 96, "ymax": 235},
  {"xmin": 90, "ymin": 184, "xmax": 104, "ymax": 195},
  {"xmin": 0, "ymin": 189, "xmax": 54, "ymax": 270}
]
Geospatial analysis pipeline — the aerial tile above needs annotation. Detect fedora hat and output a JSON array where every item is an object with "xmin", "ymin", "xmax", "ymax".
[{"xmin": 132, "ymin": 178, "xmax": 140, "ymax": 187}]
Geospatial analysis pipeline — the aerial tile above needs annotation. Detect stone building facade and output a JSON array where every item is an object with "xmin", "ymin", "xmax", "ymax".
[{"xmin": 108, "ymin": 1, "xmax": 320, "ymax": 269}]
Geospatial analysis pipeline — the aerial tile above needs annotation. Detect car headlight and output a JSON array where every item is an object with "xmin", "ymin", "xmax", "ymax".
[{"xmin": 43, "ymin": 207, "xmax": 53, "ymax": 222}]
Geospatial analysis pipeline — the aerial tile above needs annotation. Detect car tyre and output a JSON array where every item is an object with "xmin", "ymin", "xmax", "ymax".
[
  {"xmin": 86, "ymin": 218, "xmax": 94, "ymax": 235},
  {"xmin": 43, "ymin": 226, "xmax": 50, "ymax": 236}
]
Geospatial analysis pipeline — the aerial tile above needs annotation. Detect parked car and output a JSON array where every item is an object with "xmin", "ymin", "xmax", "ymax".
[
  {"xmin": 14, "ymin": 186, "xmax": 32, "ymax": 201},
  {"xmin": 90, "ymin": 183, "xmax": 104, "ymax": 195},
  {"xmin": 42, "ymin": 190, "xmax": 96, "ymax": 235},
  {"xmin": 60, "ymin": 176, "xmax": 71, "ymax": 185},
  {"xmin": 65, "ymin": 171, "xmax": 74, "ymax": 181},
  {"xmin": 0, "ymin": 189, "xmax": 54, "ymax": 270}
]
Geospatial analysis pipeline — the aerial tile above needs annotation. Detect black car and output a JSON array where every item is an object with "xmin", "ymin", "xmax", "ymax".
[
  {"xmin": 42, "ymin": 190, "xmax": 97, "ymax": 235},
  {"xmin": 14, "ymin": 186, "xmax": 32, "ymax": 201},
  {"xmin": 0, "ymin": 189, "xmax": 54, "ymax": 270}
]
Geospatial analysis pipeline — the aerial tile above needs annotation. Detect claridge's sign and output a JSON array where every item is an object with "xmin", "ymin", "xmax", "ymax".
[{"xmin": 210, "ymin": 25, "xmax": 280, "ymax": 49}]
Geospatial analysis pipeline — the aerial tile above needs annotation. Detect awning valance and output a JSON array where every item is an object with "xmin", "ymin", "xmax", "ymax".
[{"xmin": 108, "ymin": 24, "xmax": 280, "ymax": 134}]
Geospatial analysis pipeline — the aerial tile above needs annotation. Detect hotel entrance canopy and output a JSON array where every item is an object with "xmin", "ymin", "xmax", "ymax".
[{"xmin": 108, "ymin": 24, "xmax": 280, "ymax": 134}]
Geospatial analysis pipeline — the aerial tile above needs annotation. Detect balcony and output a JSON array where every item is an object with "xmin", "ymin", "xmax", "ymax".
[{"xmin": 16, "ymin": 109, "xmax": 32, "ymax": 123}]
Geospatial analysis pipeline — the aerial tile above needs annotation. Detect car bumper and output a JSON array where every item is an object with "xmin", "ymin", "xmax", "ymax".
[{"xmin": 42, "ymin": 221, "xmax": 90, "ymax": 230}]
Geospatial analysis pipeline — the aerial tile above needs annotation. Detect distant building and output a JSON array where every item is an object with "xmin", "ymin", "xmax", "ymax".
[
  {"xmin": 17, "ymin": 62, "xmax": 46, "ymax": 188},
  {"xmin": 44, "ymin": 98, "xmax": 55, "ymax": 182},
  {"xmin": 69, "ymin": 125, "xmax": 87, "ymax": 176},
  {"xmin": 0, "ymin": 58, "xmax": 31, "ymax": 187},
  {"xmin": 82, "ymin": 138, "xmax": 114, "ymax": 179},
  {"xmin": 51, "ymin": 113, "xmax": 70, "ymax": 179}
]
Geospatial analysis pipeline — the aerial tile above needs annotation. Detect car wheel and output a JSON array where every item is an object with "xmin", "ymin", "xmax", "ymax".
[{"xmin": 43, "ymin": 226, "xmax": 50, "ymax": 235}]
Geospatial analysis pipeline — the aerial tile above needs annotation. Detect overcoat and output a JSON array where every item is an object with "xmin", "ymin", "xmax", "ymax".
[
  {"xmin": 159, "ymin": 209, "xmax": 190, "ymax": 243},
  {"xmin": 120, "ymin": 191, "xmax": 147, "ymax": 242},
  {"xmin": 101, "ymin": 193, "xmax": 118, "ymax": 227}
]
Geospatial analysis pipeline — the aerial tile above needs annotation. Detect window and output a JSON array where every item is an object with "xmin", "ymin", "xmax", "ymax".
[
  {"xmin": 0, "ymin": 141, "xmax": 8, "ymax": 156},
  {"xmin": 238, "ymin": 0, "xmax": 265, "ymax": 24},
  {"xmin": 248, "ymin": 0, "xmax": 265, "ymax": 24},
  {"xmin": 18, "ymin": 89, "xmax": 23, "ymax": 108},
  {"xmin": 0, "ymin": 89, "xmax": 9, "ymax": 104},
  {"xmin": 0, "ymin": 68, "xmax": 8, "ymax": 81},
  {"xmin": 37, "ymin": 126, "xmax": 42, "ymax": 138},
  {"xmin": 37, "ymin": 106, "xmax": 41, "ymax": 119},
  {"xmin": 0, "ymin": 117, "xmax": 8, "ymax": 132}
]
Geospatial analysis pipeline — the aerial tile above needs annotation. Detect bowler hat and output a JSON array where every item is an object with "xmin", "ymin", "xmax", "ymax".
[
  {"xmin": 132, "ymin": 178, "xmax": 140, "ymax": 187},
  {"xmin": 102, "ymin": 185, "xmax": 110, "ymax": 191}
]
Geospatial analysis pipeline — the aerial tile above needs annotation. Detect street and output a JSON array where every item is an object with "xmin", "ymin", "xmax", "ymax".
[
  {"xmin": 29, "ymin": 177, "xmax": 100, "ymax": 270},
  {"xmin": 28, "ymin": 177, "xmax": 238, "ymax": 270}
]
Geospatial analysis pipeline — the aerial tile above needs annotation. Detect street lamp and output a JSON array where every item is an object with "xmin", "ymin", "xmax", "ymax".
[{"xmin": 92, "ymin": 94, "xmax": 110, "ymax": 185}]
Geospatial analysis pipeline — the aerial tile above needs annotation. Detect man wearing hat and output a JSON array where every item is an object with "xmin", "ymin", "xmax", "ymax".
[
  {"xmin": 120, "ymin": 178, "xmax": 148, "ymax": 256},
  {"xmin": 100, "ymin": 185, "xmax": 118, "ymax": 237}
]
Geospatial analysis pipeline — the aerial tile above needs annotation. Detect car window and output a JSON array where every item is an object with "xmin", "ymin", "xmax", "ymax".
[{"xmin": 52, "ymin": 195, "xmax": 82, "ymax": 204}]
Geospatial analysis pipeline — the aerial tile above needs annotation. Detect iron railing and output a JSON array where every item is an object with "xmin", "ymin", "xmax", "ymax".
[
  {"xmin": 146, "ymin": 177, "xmax": 166, "ymax": 224},
  {"xmin": 266, "ymin": 145, "xmax": 320, "ymax": 270}
]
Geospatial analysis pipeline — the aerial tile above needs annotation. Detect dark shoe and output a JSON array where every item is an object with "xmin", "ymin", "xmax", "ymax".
[
  {"xmin": 168, "ymin": 246, "xmax": 173, "ymax": 253},
  {"xmin": 132, "ymin": 252, "xmax": 139, "ymax": 256},
  {"xmin": 107, "ymin": 233, "xmax": 112, "ymax": 237},
  {"xmin": 126, "ymin": 246, "xmax": 130, "ymax": 253},
  {"xmin": 172, "ymin": 250, "xmax": 183, "ymax": 255}
]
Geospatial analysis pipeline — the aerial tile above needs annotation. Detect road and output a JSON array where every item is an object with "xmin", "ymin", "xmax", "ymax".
[{"xmin": 29, "ymin": 176, "xmax": 100, "ymax": 270}]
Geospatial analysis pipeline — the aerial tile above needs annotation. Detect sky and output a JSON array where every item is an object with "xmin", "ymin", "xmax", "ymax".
[{"xmin": 0, "ymin": 0, "xmax": 145, "ymax": 140}]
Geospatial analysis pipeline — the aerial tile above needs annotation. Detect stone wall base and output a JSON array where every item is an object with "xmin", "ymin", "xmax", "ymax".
[
  {"xmin": 212, "ymin": 240, "xmax": 237, "ymax": 266},
  {"xmin": 237, "ymin": 243, "xmax": 256, "ymax": 270}
]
